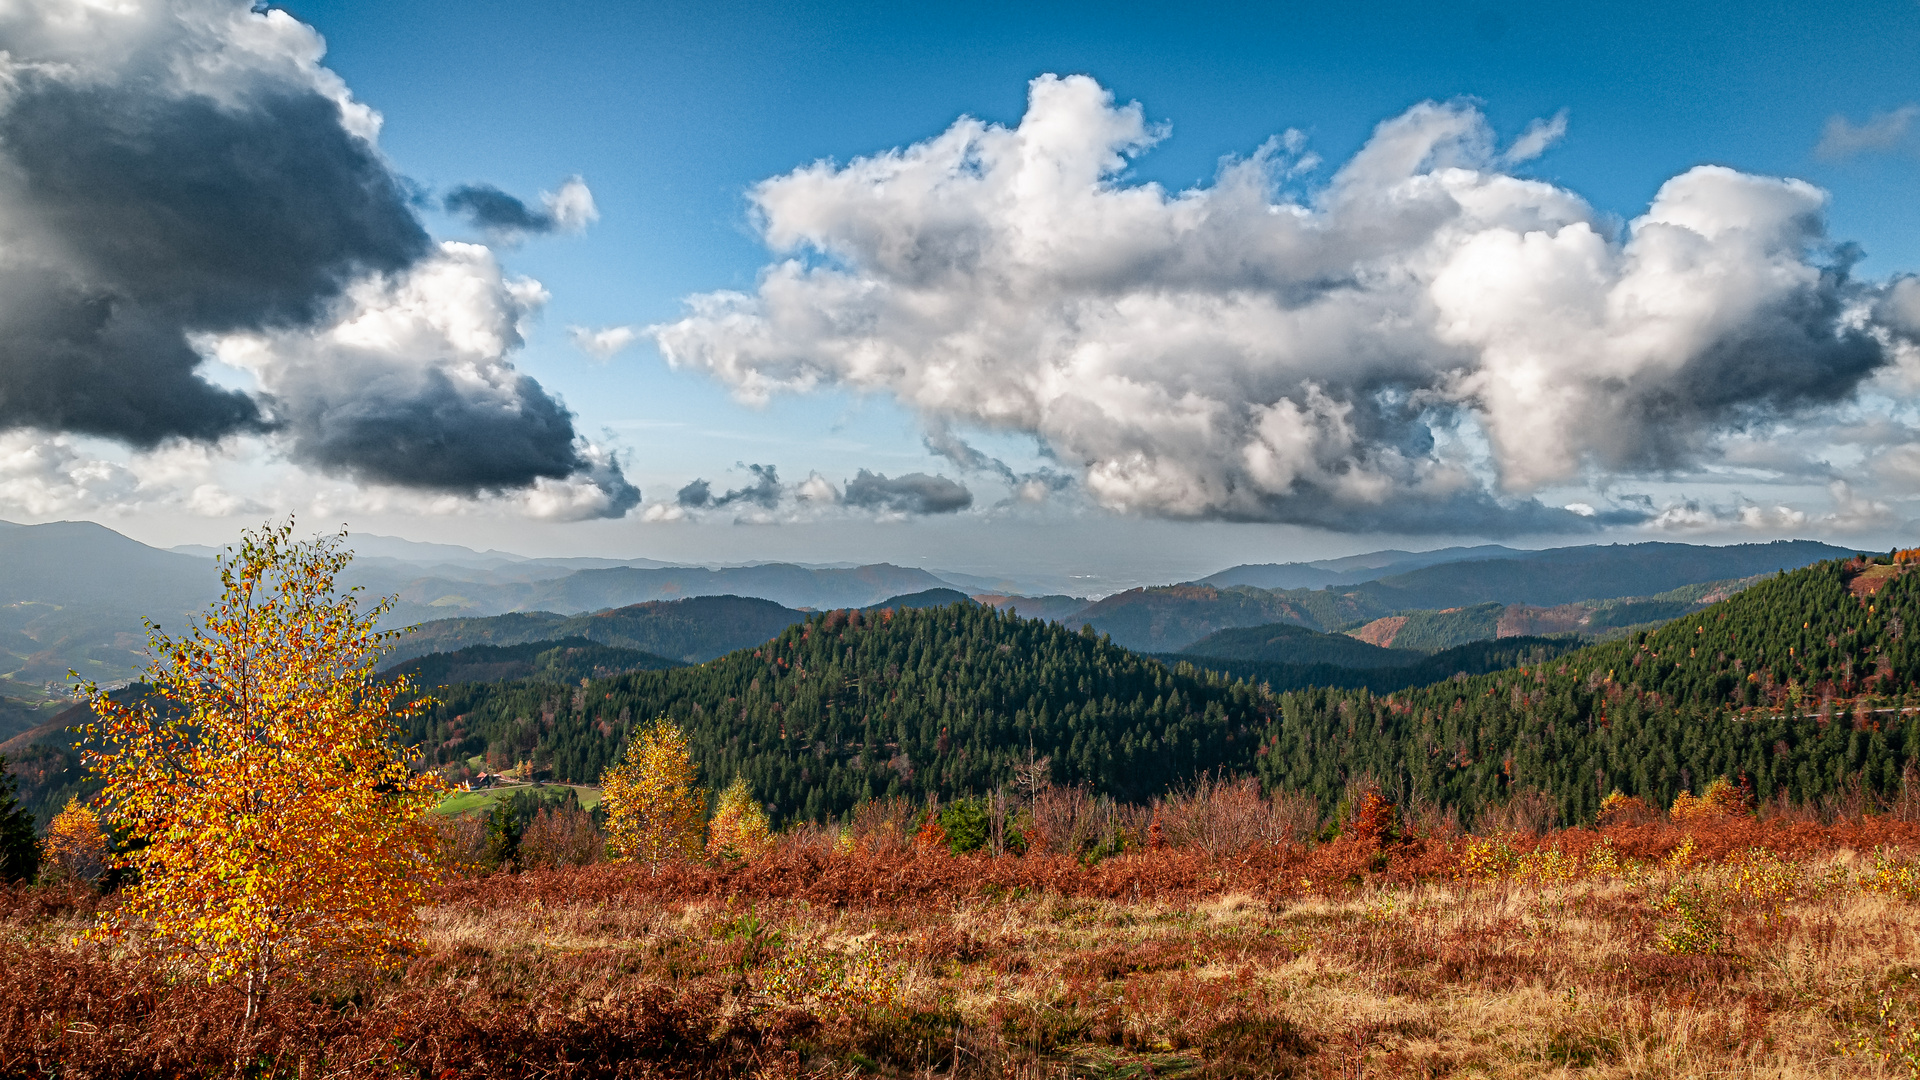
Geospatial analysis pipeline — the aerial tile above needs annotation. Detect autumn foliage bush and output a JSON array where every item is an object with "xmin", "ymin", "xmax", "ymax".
[{"xmin": 38, "ymin": 797, "xmax": 109, "ymax": 886}]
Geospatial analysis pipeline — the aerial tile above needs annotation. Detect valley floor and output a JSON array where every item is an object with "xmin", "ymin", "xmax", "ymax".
[{"xmin": 11, "ymin": 816, "xmax": 1920, "ymax": 1078}]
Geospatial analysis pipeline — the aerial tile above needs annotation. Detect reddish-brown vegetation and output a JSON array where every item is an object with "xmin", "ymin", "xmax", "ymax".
[
  {"xmin": 10, "ymin": 801, "xmax": 1920, "ymax": 1077},
  {"xmin": 1348, "ymin": 615, "xmax": 1408, "ymax": 648}
]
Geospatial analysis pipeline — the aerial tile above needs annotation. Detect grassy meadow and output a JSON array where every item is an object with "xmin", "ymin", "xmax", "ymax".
[
  {"xmin": 435, "ymin": 782, "xmax": 603, "ymax": 818},
  {"xmin": 12, "ymin": 791, "xmax": 1920, "ymax": 1078}
]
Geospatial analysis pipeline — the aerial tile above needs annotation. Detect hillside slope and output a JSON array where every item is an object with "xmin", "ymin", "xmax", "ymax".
[
  {"xmin": 389, "ymin": 595, "xmax": 806, "ymax": 664},
  {"xmin": 1168, "ymin": 636, "xmax": 1587, "ymax": 697},
  {"xmin": 1180, "ymin": 622, "xmax": 1422, "ymax": 668},
  {"xmin": 1258, "ymin": 554, "xmax": 1920, "ymax": 825},
  {"xmin": 1076, "ymin": 585, "xmax": 1362, "ymax": 651},
  {"xmin": 1340, "ymin": 539, "xmax": 1850, "ymax": 613},
  {"xmin": 382, "ymin": 639, "xmax": 683, "ymax": 688},
  {"xmin": 1087, "ymin": 544, "xmax": 1825, "ymax": 652},
  {"xmin": 0, "ymin": 521, "xmax": 219, "ymax": 686},
  {"xmin": 407, "ymin": 604, "xmax": 1272, "ymax": 823}
]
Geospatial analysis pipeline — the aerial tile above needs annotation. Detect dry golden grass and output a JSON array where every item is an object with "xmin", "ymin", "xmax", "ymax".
[
  {"xmin": 394, "ymin": 850, "xmax": 1920, "ymax": 1078},
  {"xmin": 13, "ymin": 812, "xmax": 1920, "ymax": 1077}
]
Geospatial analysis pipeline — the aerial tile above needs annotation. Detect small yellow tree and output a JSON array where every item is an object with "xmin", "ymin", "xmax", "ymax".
[
  {"xmin": 78, "ymin": 521, "xmax": 444, "ymax": 1017},
  {"xmin": 600, "ymin": 719, "xmax": 705, "ymax": 866},
  {"xmin": 41, "ymin": 796, "xmax": 110, "ymax": 885},
  {"xmin": 706, "ymin": 775, "xmax": 773, "ymax": 861}
]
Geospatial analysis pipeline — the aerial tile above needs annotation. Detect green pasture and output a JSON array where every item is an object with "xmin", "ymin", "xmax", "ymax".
[{"xmin": 435, "ymin": 783, "xmax": 601, "ymax": 817}]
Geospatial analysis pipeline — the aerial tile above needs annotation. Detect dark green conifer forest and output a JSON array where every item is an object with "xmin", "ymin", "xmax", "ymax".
[
  {"xmin": 1258, "ymin": 557, "xmax": 1920, "ymax": 824},
  {"xmin": 371, "ymin": 555, "xmax": 1920, "ymax": 828},
  {"xmin": 411, "ymin": 605, "xmax": 1271, "ymax": 825}
]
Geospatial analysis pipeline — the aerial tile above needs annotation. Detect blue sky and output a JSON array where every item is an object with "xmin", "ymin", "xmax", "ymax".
[{"xmin": 0, "ymin": 0, "xmax": 1917, "ymax": 586}]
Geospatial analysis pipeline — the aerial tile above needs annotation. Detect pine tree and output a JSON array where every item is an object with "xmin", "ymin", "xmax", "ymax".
[
  {"xmin": 0, "ymin": 753, "xmax": 39, "ymax": 884},
  {"xmin": 706, "ymin": 775, "xmax": 772, "ymax": 860}
]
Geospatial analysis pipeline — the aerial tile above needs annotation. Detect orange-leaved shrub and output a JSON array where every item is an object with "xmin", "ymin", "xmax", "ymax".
[
  {"xmin": 40, "ymin": 796, "xmax": 109, "ymax": 886},
  {"xmin": 1671, "ymin": 775, "xmax": 1755, "ymax": 823},
  {"xmin": 518, "ymin": 807, "xmax": 604, "ymax": 869}
]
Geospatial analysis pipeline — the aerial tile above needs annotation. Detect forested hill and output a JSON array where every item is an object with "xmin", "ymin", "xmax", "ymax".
[
  {"xmin": 410, "ymin": 603, "xmax": 1271, "ymax": 824},
  {"xmin": 1258, "ymin": 555, "xmax": 1920, "ymax": 826},
  {"xmin": 387, "ymin": 595, "xmax": 805, "ymax": 665},
  {"xmin": 406, "ymin": 553, "xmax": 1920, "ymax": 828},
  {"xmin": 1171, "ymin": 636, "xmax": 1587, "ymax": 697},
  {"xmin": 382, "ymin": 638, "xmax": 682, "ymax": 689}
]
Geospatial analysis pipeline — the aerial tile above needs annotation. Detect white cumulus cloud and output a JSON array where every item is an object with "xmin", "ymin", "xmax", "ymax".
[{"xmin": 651, "ymin": 75, "xmax": 1902, "ymax": 534}]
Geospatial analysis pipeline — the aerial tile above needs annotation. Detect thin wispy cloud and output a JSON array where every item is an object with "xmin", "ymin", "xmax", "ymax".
[
  {"xmin": 1502, "ymin": 108, "xmax": 1568, "ymax": 164},
  {"xmin": 569, "ymin": 325, "xmax": 641, "ymax": 360},
  {"xmin": 1816, "ymin": 105, "xmax": 1919, "ymax": 159}
]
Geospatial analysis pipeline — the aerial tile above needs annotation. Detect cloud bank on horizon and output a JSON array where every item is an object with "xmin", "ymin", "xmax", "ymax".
[
  {"xmin": 0, "ymin": 0, "xmax": 637, "ymax": 521},
  {"xmin": 651, "ymin": 74, "xmax": 1920, "ymax": 535}
]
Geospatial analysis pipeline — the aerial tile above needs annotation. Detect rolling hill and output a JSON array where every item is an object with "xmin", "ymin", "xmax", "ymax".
[
  {"xmin": 1074, "ymin": 585, "xmax": 1354, "ymax": 652},
  {"xmin": 406, "ymin": 604, "xmax": 1274, "ymax": 823},
  {"xmin": 1179, "ymin": 622, "xmax": 1422, "ymax": 668},
  {"xmin": 1258, "ymin": 552, "xmax": 1920, "ymax": 825},
  {"xmin": 387, "ymin": 595, "xmax": 807, "ymax": 664},
  {"xmin": 866, "ymin": 588, "xmax": 975, "ymax": 610},
  {"xmin": 381, "ymin": 638, "xmax": 684, "ymax": 688},
  {"xmin": 1078, "ymin": 541, "xmax": 1852, "ymax": 651},
  {"xmin": 400, "ymin": 553, "xmax": 1920, "ymax": 828}
]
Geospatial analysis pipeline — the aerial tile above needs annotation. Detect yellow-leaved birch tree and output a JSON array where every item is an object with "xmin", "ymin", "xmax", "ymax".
[
  {"xmin": 600, "ymin": 719, "xmax": 705, "ymax": 866},
  {"xmin": 78, "ymin": 520, "xmax": 444, "ymax": 1018}
]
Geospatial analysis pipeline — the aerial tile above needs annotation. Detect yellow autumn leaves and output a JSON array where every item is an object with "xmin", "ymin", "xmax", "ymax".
[
  {"xmin": 77, "ymin": 521, "xmax": 445, "ymax": 1012},
  {"xmin": 600, "ymin": 719, "xmax": 770, "ymax": 866},
  {"xmin": 69, "ymin": 519, "xmax": 764, "ymax": 1014}
]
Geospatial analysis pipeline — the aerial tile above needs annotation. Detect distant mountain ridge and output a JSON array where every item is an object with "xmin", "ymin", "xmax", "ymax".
[
  {"xmin": 387, "ymin": 595, "xmax": 808, "ymax": 665},
  {"xmin": 1080, "ymin": 540, "xmax": 1855, "ymax": 651},
  {"xmin": 0, "ymin": 521, "xmax": 219, "ymax": 688},
  {"xmin": 382, "ymin": 639, "xmax": 684, "ymax": 688},
  {"xmin": 1196, "ymin": 545, "xmax": 1528, "ymax": 590},
  {"xmin": 0, "ymin": 517, "xmax": 1864, "ymax": 691}
]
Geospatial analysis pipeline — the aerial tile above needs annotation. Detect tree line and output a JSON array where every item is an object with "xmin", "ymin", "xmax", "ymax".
[
  {"xmin": 404, "ymin": 554, "xmax": 1920, "ymax": 827},
  {"xmin": 1256, "ymin": 556, "xmax": 1920, "ymax": 825},
  {"xmin": 407, "ymin": 605, "xmax": 1274, "ymax": 826}
]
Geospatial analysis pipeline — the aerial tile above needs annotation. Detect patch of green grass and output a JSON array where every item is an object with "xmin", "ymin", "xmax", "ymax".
[{"xmin": 435, "ymin": 784, "xmax": 601, "ymax": 817}]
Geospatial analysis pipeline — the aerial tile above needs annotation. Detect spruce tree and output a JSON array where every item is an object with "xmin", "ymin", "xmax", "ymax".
[{"xmin": 0, "ymin": 753, "xmax": 41, "ymax": 883}]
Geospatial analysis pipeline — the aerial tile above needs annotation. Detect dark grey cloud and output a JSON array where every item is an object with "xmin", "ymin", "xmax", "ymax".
[
  {"xmin": 844, "ymin": 470, "xmax": 973, "ymax": 514},
  {"xmin": 678, "ymin": 464, "xmax": 783, "ymax": 510},
  {"xmin": 0, "ymin": 3, "xmax": 631, "ymax": 515},
  {"xmin": 276, "ymin": 368, "xmax": 581, "ymax": 493},
  {"xmin": 445, "ymin": 184, "xmax": 554, "ymax": 236},
  {"xmin": 677, "ymin": 479, "xmax": 713, "ymax": 507},
  {"xmin": 0, "ymin": 83, "xmax": 427, "ymax": 445},
  {"xmin": 444, "ymin": 177, "xmax": 595, "ymax": 243}
]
